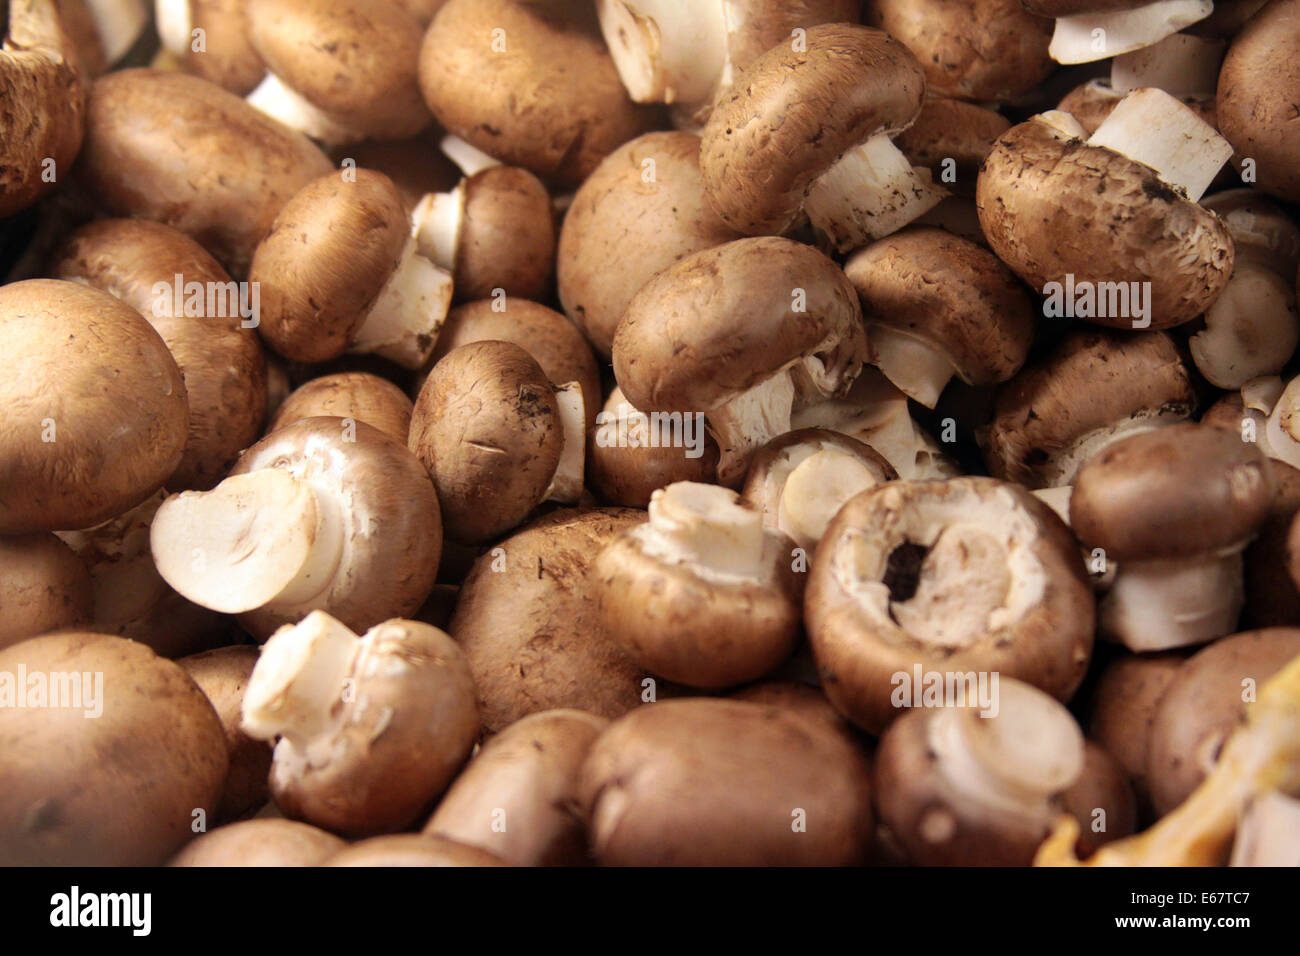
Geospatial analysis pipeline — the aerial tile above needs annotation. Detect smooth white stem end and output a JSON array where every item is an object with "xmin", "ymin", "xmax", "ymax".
[
  {"xmin": 869, "ymin": 325, "xmax": 956, "ymax": 409},
  {"xmin": 154, "ymin": 0, "xmax": 192, "ymax": 58},
  {"xmin": 1101, "ymin": 551, "xmax": 1244, "ymax": 651},
  {"xmin": 412, "ymin": 187, "xmax": 466, "ymax": 271},
  {"xmin": 1049, "ymin": 0, "xmax": 1214, "ymax": 65},
  {"xmin": 247, "ymin": 72, "xmax": 358, "ymax": 146},
  {"xmin": 1110, "ymin": 32, "xmax": 1225, "ymax": 96},
  {"xmin": 352, "ymin": 240, "xmax": 453, "ymax": 369},
  {"xmin": 440, "ymin": 134, "xmax": 502, "ymax": 178},
  {"xmin": 545, "ymin": 382, "xmax": 587, "ymax": 504},
  {"xmin": 641, "ymin": 481, "xmax": 766, "ymax": 580}
]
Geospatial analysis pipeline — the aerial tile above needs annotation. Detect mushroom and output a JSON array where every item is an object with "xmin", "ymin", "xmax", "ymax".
[
  {"xmin": 1145, "ymin": 628, "xmax": 1300, "ymax": 817},
  {"xmin": 805, "ymin": 477, "xmax": 1094, "ymax": 734},
  {"xmin": 449, "ymin": 507, "xmax": 652, "ymax": 732},
  {"xmin": 729, "ymin": 680, "xmax": 859, "ymax": 741},
  {"xmin": 844, "ymin": 226, "xmax": 1035, "ymax": 409},
  {"xmin": 0, "ymin": 632, "xmax": 228, "ymax": 865},
  {"xmin": 578, "ymin": 698, "xmax": 875, "ymax": 865},
  {"xmin": 155, "ymin": 0, "xmax": 264, "ymax": 94},
  {"xmin": 424, "ymin": 709, "xmax": 608, "ymax": 866},
  {"xmin": 863, "ymin": 0, "xmax": 1055, "ymax": 102},
  {"xmin": 741, "ymin": 428, "xmax": 896, "ymax": 553},
  {"xmin": 324, "ymin": 834, "xmax": 510, "ymax": 867},
  {"xmin": 1060, "ymin": 742, "xmax": 1139, "ymax": 852},
  {"xmin": 179, "ymin": 645, "xmax": 273, "ymax": 823},
  {"xmin": 249, "ymin": 169, "xmax": 452, "ymax": 370},
  {"xmin": 0, "ymin": 533, "xmax": 93, "ymax": 651},
  {"xmin": 557, "ymin": 130, "xmax": 742, "ymax": 358},
  {"xmin": 50, "ymin": 217, "xmax": 269, "ymax": 490},
  {"xmin": 979, "ymin": 329, "xmax": 1195, "ymax": 489},
  {"xmin": 244, "ymin": 0, "xmax": 431, "ymax": 145},
  {"xmin": 417, "ymin": 0, "xmax": 657, "ymax": 189},
  {"xmin": 1242, "ymin": 460, "xmax": 1300, "ymax": 628},
  {"xmin": 1070, "ymin": 423, "xmax": 1274, "ymax": 651},
  {"xmin": 894, "ymin": 99, "xmax": 1011, "ymax": 199},
  {"xmin": 978, "ymin": 96, "xmax": 1235, "ymax": 331},
  {"xmin": 268, "ymin": 372, "xmax": 413, "ymax": 445},
  {"xmin": 0, "ymin": 279, "xmax": 190, "ymax": 534},
  {"xmin": 1039, "ymin": 0, "xmax": 1213, "ymax": 65},
  {"xmin": 612, "ymin": 236, "xmax": 869, "ymax": 485},
  {"xmin": 169, "ymin": 818, "xmax": 346, "ymax": 866},
  {"xmin": 409, "ymin": 341, "xmax": 586, "ymax": 543},
  {"xmin": 1230, "ymin": 790, "xmax": 1300, "ymax": 866},
  {"xmin": 873, "ymin": 678, "xmax": 1087, "ymax": 866},
  {"xmin": 699, "ymin": 24, "xmax": 945, "ymax": 251},
  {"xmin": 0, "ymin": 0, "xmax": 85, "ymax": 219},
  {"xmin": 593, "ymin": 481, "xmax": 804, "ymax": 689},
  {"xmin": 78, "ymin": 68, "xmax": 334, "ymax": 276},
  {"xmin": 240, "ymin": 610, "xmax": 479, "ymax": 836},
  {"xmin": 1216, "ymin": 0, "xmax": 1300, "ymax": 202},
  {"xmin": 150, "ymin": 416, "xmax": 442, "ymax": 641},
  {"xmin": 335, "ymin": 129, "xmax": 460, "ymax": 213},
  {"xmin": 410, "ymin": 165, "xmax": 556, "ymax": 303},
  {"xmin": 588, "ymin": 386, "xmax": 721, "ymax": 509}
]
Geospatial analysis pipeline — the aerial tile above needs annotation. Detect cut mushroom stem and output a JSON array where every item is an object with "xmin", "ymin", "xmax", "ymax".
[
  {"xmin": 777, "ymin": 449, "xmax": 882, "ymax": 549},
  {"xmin": 246, "ymin": 72, "xmax": 356, "ymax": 145},
  {"xmin": 411, "ymin": 186, "xmax": 466, "ymax": 271},
  {"xmin": 1110, "ymin": 32, "xmax": 1224, "ymax": 96},
  {"xmin": 597, "ymin": 0, "xmax": 727, "ymax": 105},
  {"xmin": 151, "ymin": 470, "xmax": 345, "ymax": 615},
  {"xmin": 707, "ymin": 369, "xmax": 797, "ymax": 485},
  {"xmin": 869, "ymin": 324, "xmax": 956, "ymax": 409},
  {"xmin": 1190, "ymin": 268, "xmax": 1299, "ymax": 390},
  {"xmin": 1100, "ymin": 550, "xmax": 1244, "ymax": 652},
  {"xmin": 241, "ymin": 611, "xmax": 359, "ymax": 748},
  {"xmin": 544, "ymin": 382, "xmax": 587, "ymax": 504},
  {"xmin": 803, "ymin": 134, "xmax": 948, "ymax": 252},
  {"xmin": 1086, "ymin": 87, "xmax": 1232, "ymax": 201},
  {"xmin": 638, "ymin": 482, "xmax": 766, "ymax": 582},
  {"xmin": 349, "ymin": 239, "xmax": 454, "ymax": 369},
  {"xmin": 154, "ymin": 0, "xmax": 193, "ymax": 58},
  {"xmin": 440, "ymin": 134, "xmax": 501, "ymax": 178},
  {"xmin": 1049, "ymin": 0, "xmax": 1213, "ymax": 65},
  {"xmin": 89, "ymin": 0, "xmax": 149, "ymax": 65}
]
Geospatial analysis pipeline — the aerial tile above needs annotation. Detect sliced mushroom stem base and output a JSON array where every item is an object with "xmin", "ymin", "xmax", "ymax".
[
  {"xmin": 1100, "ymin": 551, "xmax": 1244, "ymax": 651},
  {"xmin": 638, "ymin": 481, "xmax": 766, "ymax": 582},
  {"xmin": 151, "ymin": 469, "xmax": 345, "ymax": 615},
  {"xmin": 869, "ymin": 324, "xmax": 956, "ymax": 409},
  {"xmin": 89, "ymin": 0, "xmax": 149, "ymax": 65},
  {"xmin": 1110, "ymin": 33, "xmax": 1224, "ymax": 96},
  {"xmin": 1048, "ymin": 0, "xmax": 1213, "ymax": 65},
  {"xmin": 1086, "ymin": 87, "xmax": 1230, "ymax": 201},
  {"xmin": 411, "ymin": 186, "xmax": 466, "ymax": 271},
  {"xmin": 777, "ymin": 448, "xmax": 882, "ymax": 551},
  {"xmin": 246, "ymin": 72, "xmax": 357, "ymax": 146},
  {"xmin": 350, "ymin": 239, "xmax": 453, "ymax": 369},
  {"xmin": 707, "ymin": 369, "xmax": 797, "ymax": 486},
  {"xmin": 544, "ymin": 382, "xmax": 587, "ymax": 504},
  {"xmin": 154, "ymin": 0, "xmax": 193, "ymax": 58},
  {"xmin": 241, "ymin": 611, "xmax": 358, "ymax": 747},
  {"xmin": 440, "ymin": 134, "xmax": 501, "ymax": 178},
  {"xmin": 804, "ymin": 134, "xmax": 947, "ymax": 252},
  {"xmin": 596, "ymin": 0, "xmax": 727, "ymax": 105},
  {"xmin": 1190, "ymin": 267, "xmax": 1299, "ymax": 390}
]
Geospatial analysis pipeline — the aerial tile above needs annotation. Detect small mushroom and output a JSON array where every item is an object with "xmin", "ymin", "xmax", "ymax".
[
  {"xmin": 894, "ymin": 98, "xmax": 1011, "ymax": 199},
  {"xmin": 324, "ymin": 834, "xmax": 509, "ymax": 867},
  {"xmin": 1043, "ymin": 0, "xmax": 1213, "ymax": 65},
  {"xmin": 612, "ymin": 237, "xmax": 869, "ymax": 485},
  {"xmin": 269, "ymin": 372, "xmax": 413, "ymax": 445},
  {"xmin": 155, "ymin": 0, "xmax": 265, "ymax": 94},
  {"xmin": 594, "ymin": 482, "xmax": 803, "ymax": 688},
  {"xmin": 151, "ymin": 416, "xmax": 442, "ymax": 640},
  {"xmin": 241, "ymin": 610, "xmax": 479, "ymax": 836},
  {"xmin": 1070, "ymin": 422, "xmax": 1274, "ymax": 651},
  {"xmin": 0, "ymin": 533, "xmax": 93, "ymax": 650},
  {"xmin": 169, "ymin": 818, "xmax": 346, "ymax": 866}
]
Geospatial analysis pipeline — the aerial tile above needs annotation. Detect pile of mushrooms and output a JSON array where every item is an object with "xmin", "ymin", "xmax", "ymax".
[{"xmin": 3, "ymin": 0, "xmax": 1300, "ymax": 872}]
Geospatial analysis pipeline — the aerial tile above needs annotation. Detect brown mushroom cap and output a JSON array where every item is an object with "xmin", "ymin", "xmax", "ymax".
[
  {"xmin": 806, "ymin": 477, "xmax": 1095, "ymax": 734},
  {"xmin": 324, "ymin": 834, "xmax": 510, "ymax": 866},
  {"xmin": 729, "ymin": 680, "xmax": 859, "ymax": 742},
  {"xmin": 250, "ymin": 169, "xmax": 410, "ymax": 364},
  {"xmin": 337, "ymin": 131, "xmax": 461, "ymax": 212},
  {"xmin": 1216, "ymin": 0, "xmax": 1300, "ymax": 202},
  {"xmin": 1021, "ymin": 0, "xmax": 1147, "ymax": 13},
  {"xmin": 0, "ymin": 279, "xmax": 189, "ymax": 533},
  {"xmin": 1056, "ymin": 81, "xmax": 1123, "ymax": 135},
  {"xmin": 845, "ymin": 226, "xmax": 1035, "ymax": 387},
  {"xmin": 1244, "ymin": 460, "xmax": 1300, "ymax": 627},
  {"xmin": 78, "ymin": 69, "xmax": 334, "ymax": 276},
  {"xmin": 977, "ymin": 116, "xmax": 1235, "ymax": 330},
  {"xmin": 449, "ymin": 507, "xmax": 652, "ymax": 731},
  {"xmin": 1146, "ymin": 627, "xmax": 1300, "ymax": 816},
  {"xmin": 409, "ymin": 341, "xmax": 563, "ymax": 544},
  {"xmin": 247, "ymin": 0, "xmax": 430, "ymax": 140},
  {"xmin": 269, "ymin": 372, "xmax": 413, "ymax": 445},
  {"xmin": 453, "ymin": 166, "xmax": 555, "ymax": 303},
  {"xmin": 50, "ymin": 218, "xmax": 269, "ymax": 490},
  {"xmin": 1070, "ymin": 422, "xmax": 1274, "ymax": 561},
  {"xmin": 169, "ymin": 818, "xmax": 346, "ymax": 866},
  {"xmin": 894, "ymin": 98, "xmax": 1011, "ymax": 198},
  {"xmin": 863, "ymin": 0, "xmax": 1054, "ymax": 102},
  {"xmin": 418, "ymin": 0, "xmax": 657, "ymax": 189},
  {"xmin": 0, "ymin": 533, "xmax": 93, "ymax": 650},
  {"xmin": 557, "ymin": 130, "xmax": 742, "ymax": 358},
  {"xmin": 578, "ymin": 697, "xmax": 875, "ymax": 865},
  {"xmin": 188, "ymin": 0, "xmax": 265, "ymax": 94},
  {"xmin": 613, "ymin": 237, "xmax": 867, "ymax": 413},
  {"xmin": 1202, "ymin": 188, "xmax": 1300, "ymax": 279},
  {"xmin": 0, "ymin": 632, "xmax": 228, "ymax": 865},
  {"xmin": 979, "ymin": 330, "xmax": 1195, "ymax": 488},
  {"xmin": 699, "ymin": 23, "xmax": 925, "ymax": 237},
  {"xmin": 1060, "ymin": 742, "xmax": 1139, "ymax": 852}
]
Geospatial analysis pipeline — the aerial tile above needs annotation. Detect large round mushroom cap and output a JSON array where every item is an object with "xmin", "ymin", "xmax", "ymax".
[
  {"xmin": 1070, "ymin": 422, "xmax": 1274, "ymax": 561},
  {"xmin": 700, "ymin": 23, "xmax": 925, "ymax": 236},
  {"xmin": 0, "ymin": 279, "xmax": 189, "ymax": 533}
]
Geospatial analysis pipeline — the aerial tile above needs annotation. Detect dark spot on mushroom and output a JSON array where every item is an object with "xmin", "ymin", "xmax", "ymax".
[
  {"xmin": 883, "ymin": 541, "xmax": 929, "ymax": 604},
  {"xmin": 1141, "ymin": 177, "xmax": 1180, "ymax": 203},
  {"xmin": 1023, "ymin": 448, "xmax": 1049, "ymax": 468}
]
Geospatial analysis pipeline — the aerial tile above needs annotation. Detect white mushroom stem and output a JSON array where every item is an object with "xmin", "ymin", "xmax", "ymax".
[
  {"xmin": 707, "ymin": 368, "xmax": 797, "ymax": 485},
  {"xmin": 241, "ymin": 611, "xmax": 359, "ymax": 747},
  {"xmin": 1048, "ymin": 0, "xmax": 1213, "ymax": 65},
  {"xmin": 246, "ymin": 72, "xmax": 358, "ymax": 146},
  {"xmin": 1031, "ymin": 486, "xmax": 1073, "ymax": 526},
  {"xmin": 440, "ymin": 134, "xmax": 502, "ymax": 178},
  {"xmin": 1229, "ymin": 791, "xmax": 1300, "ymax": 866},
  {"xmin": 869, "ymin": 325, "xmax": 956, "ymax": 409},
  {"xmin": 349, "ymin": 238, "xmax": 453, "ymax": 369},
  {"xmin": 150, "ymin": 469, "xmax": 346, "ymax": 615},
  {"xmin": 1110, "ymin": 32, "xmax": 1224, "ymax": 96},
  {"xmin": 776, "ymin": 447, "xmax": 882, "ymax": 551},
  {"xmin": 154, "ymin": 0, "xmax": 192, "ymax": 58},
  {"xmin": 86, "ymin": 0, "xmax": 149, "ymax": 64},
  {"xmin": 411, "ymin": 186, "xmax": 466, "ymax": 271},
  {"xmin": 544, "ymin": 382, "xmax": 587, "ymax": 504},
  {"xmin": 637, "ymin": 481, "xmax": 767, "ymax": 582},
  {"xmin": 928, "ymin": 681, "xmax": 1085, "ymax": 819},
  {"xmin": 596, "ymin": 0, "xmax": 727, "ymax": 105},
  {"xmin": 804, "ymin": 134, "xmax": 948, "ymax": 252},
  {"xmin": 1086, "ymin": 87, "xmax": 1232, "ymax": 201},
  {"xmin": 1099, "ymin": 550, "xmax": 1245, "ymax": 652},
  {"xmin": 1190, "ymin": 267, "xmax": 1299, "ymax": 389}
]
